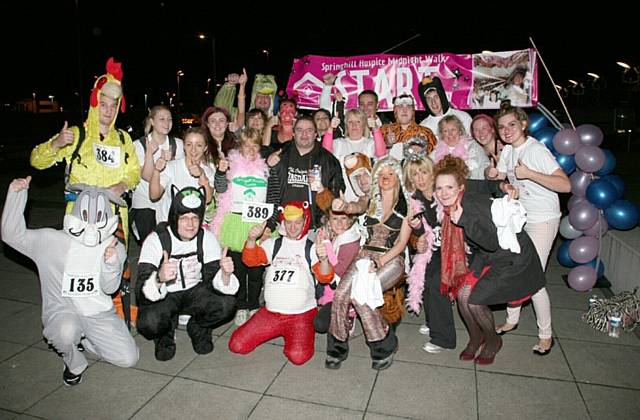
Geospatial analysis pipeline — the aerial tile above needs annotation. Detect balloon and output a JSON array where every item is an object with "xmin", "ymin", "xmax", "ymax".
[
  {"xmin": 553, "ymin": 129, "xmax": 581, "ymax": 155},
  {"xmin": 604, "ymin": 199, "xmax": 640, "ymax": 230},
  {"xmin": 585, "ymin": 259, "xmax": 605, "ymax": 278},
  {"xmin": 583, "ymin": 216, "xmax": 608, "ymax": 238},
  {"xmin": 559, "ymin": 215, "xmax": 584, "ymax": 239},
  {"xmin": 534, "ymin": 127, "xmax": 558, "ymax": 152},
  {"xmin": 570, "ymin": 170, "xmax": 592, "ymax": 197},
  {"xmin": 567, "ymin": 195, "xmax": 587, "ymax": 212},
  {"xmin": 594, "ymin": 149, "xmax": 616, "ymax": 176},
  {"xmin": 557, "ymin": 240, "xmax": 578, "ymax": 268},
  {"xmin": 569, "ymin": 200, "xmax": 599, "ymax": 230},
  {"xmin": 568, "ymin": 265, "xmax": 597, "ymax": 292},
  {"xmin": 601, "ymin": 174, "xmax": 624, "ymax": 199},
  {"xmin": 555, "ymin": 153, "xmax": 576, "ymax": 175},
  {"xmin": 576, "ymin": 124, "xmax": 604, "ymax": 147},
  {"xmin": 569, "ymin": 236, "xmax": 600, "ymax": 263},
  {"xmin": 575, "ymin": 145, "xmax": 605, "ymax": 173},
  {"xmin": 529, "ymin": 112, "xmax": 550, "ymax": 134},
  {"xmin": 586, "ymin": 179, "xmax": 617, "ymax": 209}
]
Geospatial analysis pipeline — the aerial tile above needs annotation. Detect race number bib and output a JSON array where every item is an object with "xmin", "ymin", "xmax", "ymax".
[
  {"xmin": 267, "ymin": 265, "xmax": 299, "ymax": 287},
  {"xmin": 62, "ymin": 272, "xmax": 100, "ymax": 297},
  {"xmin": 242, "ymin": 202, "xmax": 273, "ymax": 223},
  {"xmin": 93, "ymin": 144, "xmax": 121, "ymax": 168}
]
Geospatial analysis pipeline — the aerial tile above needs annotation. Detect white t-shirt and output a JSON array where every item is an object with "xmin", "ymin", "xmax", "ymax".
[
  {"xmin": 156, "ymin": 158, "xmax": 215, "ymax": 224},
  {"xmin": 260, "ymin": 236, "xmax": 318, "ymax": 314},
  {"xmin": 332, "ymin": 137, "xmax": 375, "ymax": 203},
  {"xmin": 419, "ymin": 108, "xmax": 473, "ymax": 142},
  {"xmin": 496, "ymin": 137, "xmax": 561, "ymax": 223},
  {"xmin": 132, "ymin": 135, "xmax": 184, "ymax": 209}
]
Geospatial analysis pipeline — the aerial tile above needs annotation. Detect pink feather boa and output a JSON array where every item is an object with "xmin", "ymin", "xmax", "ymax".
[
  {"xmin": 407, "ymin": 197, "xmax": 435, "ymax": 314},
  {"xmin": 432, "ymin": 137, "xmax": 471, "ymax": 163},
  {"xmin": 210, "ymin": 149, "xmax": 268, "ymax": 236}
]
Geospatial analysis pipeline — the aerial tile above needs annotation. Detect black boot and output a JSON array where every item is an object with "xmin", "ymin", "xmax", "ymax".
[
  {"xmin": 154, "ymin": 331, "xmax": 176, "ymax": 361},
  {"xmin": 325, "ymin": 334, "xmax": 349, "ymax": 369},
  {"xmin": 187, "ymin": 321, "xmax": 213, "ymax": 355}
]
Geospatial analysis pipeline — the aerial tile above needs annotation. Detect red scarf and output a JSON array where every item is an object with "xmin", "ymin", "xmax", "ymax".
[{"xmin": 440, "ymin": 200, "xmax": 469, "ymax": 300}]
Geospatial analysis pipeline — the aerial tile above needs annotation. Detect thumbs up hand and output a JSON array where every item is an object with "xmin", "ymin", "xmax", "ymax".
[
  {"xmin": 103, "ymin": 237, "xmax": 119, "ymax": 262},
  {"xmin": 159, "ymin": 251, "xmax": 178, "ymax": 283},
  {"xmin": 514, "ymin": 159, "xmax": 531, "ymax": 180},
  {"xmin": 332, "ymin": 191, "xmax": 348, "ymax": 213},
  {"xmin": 220, "ymin": 247, "xmax": 234, "ymax": 276},
  {"xmin": 52, "ymin": 121, "xmax": 75, "ymax": 150}
]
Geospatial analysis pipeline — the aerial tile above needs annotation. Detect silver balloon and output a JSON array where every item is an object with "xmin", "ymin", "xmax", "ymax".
[
  {"xmin": 570, "ymin": 170, "xmax": 592, "ymax": 197},
  {"xmin": 569, "ymin": 200, "xmax": 599, "ymax": 231},
  {"xmin": 553, "ymin": 129, "xmax": 581, "ymax": 155},
  {"xmin": 559, "ymin": 215, "xmax": 584, "ymax": 239},
  {"xmin": 575, "ymin": 145, "xmax": 605, "ymax": 173},
  {"xmin": 576, "ymin": 124, "xmax": 604, "ymax": 147}
]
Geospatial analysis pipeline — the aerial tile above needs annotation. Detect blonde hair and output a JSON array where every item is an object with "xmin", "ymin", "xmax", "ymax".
[
  {"xmin": 144, "ymin": 105, "xmax": 171, "ymax": 135},
  {"xmin": 345, "ymin": 108, "xmax": 370, "ymax": 139},
  {"xmin": 403, "ymin": 157, "xmax": 435, "ymax": 192},
  {"xmin": 437, "ymin": 114, "xmax": 466, "ymax": 138},
  {"xmin": 238, "ymin": 127, "xmax": 262, "ymax": 147}
]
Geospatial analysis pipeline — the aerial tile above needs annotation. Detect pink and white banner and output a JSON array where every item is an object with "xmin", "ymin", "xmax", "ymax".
[{"xmin": 286, "ymin": 49, "xmax": 538, "ymax": 112}]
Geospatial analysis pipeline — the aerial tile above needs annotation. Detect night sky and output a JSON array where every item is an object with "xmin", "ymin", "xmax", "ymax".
[{"xmin": 2, "ymin": 1, "xmax": 638, "ymax": 115}]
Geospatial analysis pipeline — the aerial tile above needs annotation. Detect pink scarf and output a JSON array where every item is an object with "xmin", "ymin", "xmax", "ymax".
[
  {"xmin": 209, "ymin": 149, "xmax": 268, "ymax": 236},
  {"xmin": 407, "ymin": 197, "xmax": 435, "ymax": 314}
]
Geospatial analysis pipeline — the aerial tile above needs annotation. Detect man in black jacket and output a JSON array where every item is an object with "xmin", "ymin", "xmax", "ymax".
[{"xmin": 265, "ymin": 116, "xmax": 344, "ymax": 235}]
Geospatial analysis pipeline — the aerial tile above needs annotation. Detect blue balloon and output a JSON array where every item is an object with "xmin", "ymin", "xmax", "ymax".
[
  {"xmin": 529, "ymin": 112, "xmax": 550, "ymax": 134},
  {"xmin": 601, "ymin": 175, "xmax": 625, "ymax": 199},
  {"xmin": 555, "ymin": 153, "xmax": 576, "ymax": 175},
  {"xmin": 604, "ymin": 199, "xmax": 639, "ymax": 230},
  {"xmin": 557, "ymin": 240, "xmax": 578, "ymax": 268},
  {"xmin": 534, "ymin": 127, "xmax": 558, "ymax": 153},
  {"xmin": 586, "ymin": 179, "xmax": 618, "ymax": 209},
  {"xmin": 594, "ymin": 149, "xmax": 616, "ymax": 176},
  {"xmin": 585, "ymin": 259, "xmax": 605, "ymax": 278}
]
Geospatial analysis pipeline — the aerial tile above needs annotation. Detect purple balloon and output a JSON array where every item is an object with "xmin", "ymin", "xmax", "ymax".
[
  {"xmin": 569, "ymin": 200, "xmax": 599, "ymax": 230},
  {"xmin": 569, "ymin": 236, "xmax": 600, "ymax": 263},
  {"xmin": 575, "ymin": 145, "xmax": 605, "ymax": 173},
  {"xmin": 567, "ymin": 195, "xmax": 587, "ymax": 211},
  {"xmin": 559, "ymin": 215, "xmax": 584, "ymax": 239},
  {"xmin": 553, "ymin": 129, "xmax": 581, "ymax": 155},
  {"xmin": 570, "ymin": 170, "xmax": 592, "ymax": 197},
  {"xmin": 576, "ymin": 124, "xmax": 604, "ymax": 147},
  {"xmin": 568, "ymin": 265, "xmax": 597, "ymax": 292},
  {"xmin": 583, "ymin": 216, "xmax": 608, "ymax": 238}
]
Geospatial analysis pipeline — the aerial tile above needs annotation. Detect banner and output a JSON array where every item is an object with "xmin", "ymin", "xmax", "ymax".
[{"xmin": 286, "ymin": 49, "xmax": 537, "ymax": 112}]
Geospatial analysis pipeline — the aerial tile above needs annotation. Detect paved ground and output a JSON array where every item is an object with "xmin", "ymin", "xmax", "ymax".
[{"xmin": 0, "ymin": 168, "xmax": 639, "ymax": 420}]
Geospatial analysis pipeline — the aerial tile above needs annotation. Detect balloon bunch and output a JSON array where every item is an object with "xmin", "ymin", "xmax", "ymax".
[{"xmin": 528, "ymin": 112, "xmax": 639, "ymax": 292}]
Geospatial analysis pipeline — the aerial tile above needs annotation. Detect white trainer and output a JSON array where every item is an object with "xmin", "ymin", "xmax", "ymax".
[
  {"xmin": 419, "ymin": 324, "xmax": 430, "ymax": 335},
  {"xmin": 178, "ymin": 315, "xmax": 191, "ymax": 329},
  {"xmin": 422, "ymin": 342, "xmax": 444, "ymax": 354},
  {"xmin": 234, "ymin": 309, "xmax": 249, "ymax": 326}
]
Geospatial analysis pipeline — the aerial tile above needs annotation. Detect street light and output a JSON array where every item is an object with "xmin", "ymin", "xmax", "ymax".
[
  {"xmin": 617, "ymin": 61, "xmax": 631, "ymax": 70},
  {"xmin": 176, "ymin": 70, "xmax": 184, "ymax": 111},
  {"xmin": 198, "ymin": 34, "xmax": 217, "ymax": 97},
  {"xmin": 587, "ymin": 72, "xmax": 600, "ymax": 80}
]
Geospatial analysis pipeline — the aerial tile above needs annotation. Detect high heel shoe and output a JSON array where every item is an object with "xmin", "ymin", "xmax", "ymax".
[
  {"xmin": 459, "ymin": 340, "xmax": 483, "ymax": 361},
  {"xmin": 474, "ymin": 337, "xmax": 502, "ymax": 365},
  {"xmin": 495, "ymin": 323, "xmax": 518, "ymax": 336},
  {"xmin": 532, "ymin": 338, "xmax": 554, "ymax": 356}
]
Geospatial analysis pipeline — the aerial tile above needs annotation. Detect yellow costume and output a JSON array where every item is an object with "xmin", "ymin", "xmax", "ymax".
[{"xmin": 30, "ymin": 58, "xmax": 140, "ymax": 246}]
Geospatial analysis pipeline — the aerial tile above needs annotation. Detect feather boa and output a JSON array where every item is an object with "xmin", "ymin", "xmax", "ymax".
[
  {"xmin": 433, "ymin": 137, "xmax": 470, "ymax": 163},
  {"xmin": 210, "ymin": 149, "xmax": 268, "ymax": 236},
  {"xmin": 406, "ymin": 198, "xmax": 435, "ymax": 314}
]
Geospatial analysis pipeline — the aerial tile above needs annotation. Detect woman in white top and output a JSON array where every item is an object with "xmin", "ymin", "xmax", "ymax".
[
  {"xmin": 131, "ymin": 105, "xmax": 184, "ymax": 243},
  {"xmin": 322, "ymin": 108, "xmax": 386, "ymax": 202},
  {"xmin": 486, "ymin": 103, "xmax": 570, "ymax": 355},
  {"xmin": 429, "ymin": 115, "xmax": 490, "ymax": 180},
  {"xmin": 149, "ymin": 127, "xmax": 215, "ymax": 225}
]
